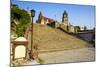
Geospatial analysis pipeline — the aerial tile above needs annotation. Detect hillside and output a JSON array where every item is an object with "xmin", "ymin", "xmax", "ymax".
[{"xmin": 32, "ymin": 23, "xmax": 91, "ymax": 52}]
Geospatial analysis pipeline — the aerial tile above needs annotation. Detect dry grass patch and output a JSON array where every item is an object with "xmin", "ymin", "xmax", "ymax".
[{"xmin": 31, "ymin": 23, "xmax": 91, "ymax": 51}]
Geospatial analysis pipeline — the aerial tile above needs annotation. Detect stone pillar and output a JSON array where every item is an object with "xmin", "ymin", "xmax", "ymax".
[{"xmin": 12, "ymin": 37, "xmax": 28, "ymax": 61}]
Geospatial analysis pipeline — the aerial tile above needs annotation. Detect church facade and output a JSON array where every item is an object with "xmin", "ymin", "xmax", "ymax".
[{"xmin": 36, "ymin": 11, "xmax": 76, "ymax": 33}]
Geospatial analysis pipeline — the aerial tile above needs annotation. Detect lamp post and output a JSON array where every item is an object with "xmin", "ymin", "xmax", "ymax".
[{"xmin": 30, "ymin": 9, "xmax": 35, "ymax": 52}]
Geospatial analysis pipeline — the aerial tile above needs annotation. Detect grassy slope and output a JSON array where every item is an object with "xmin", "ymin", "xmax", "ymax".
[{"xmin": 32, "ymin": 23, "xmax": 90, "ymax": 51}]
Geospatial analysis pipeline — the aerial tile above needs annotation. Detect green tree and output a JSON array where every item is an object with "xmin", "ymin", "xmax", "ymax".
[
  {"xmin": 75, "ymin": 26, "xmax": 81, "ymax": 32},
  {"xmin": 11, "ymin": 4, "xmax": 31, "ymax": 37},
  {"xmin": 37, "ymin": 12, "xmax": 42, "ymax": 23}
]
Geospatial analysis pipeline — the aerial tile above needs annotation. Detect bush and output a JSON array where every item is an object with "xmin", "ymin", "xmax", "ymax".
[{"xmin": 11, "ymin": 4, "xmax": 31, "ymax": 37}]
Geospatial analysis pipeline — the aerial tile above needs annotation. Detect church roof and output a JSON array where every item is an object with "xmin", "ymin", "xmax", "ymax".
[{"xmin": 41, "ymin": 16, "xmax": 55, "ymax": 23}]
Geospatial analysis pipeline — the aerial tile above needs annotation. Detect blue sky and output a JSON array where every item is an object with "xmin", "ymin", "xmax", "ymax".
[{"xmin": 11, "ymin": 0, "xmax": 95, "ymax": 29}]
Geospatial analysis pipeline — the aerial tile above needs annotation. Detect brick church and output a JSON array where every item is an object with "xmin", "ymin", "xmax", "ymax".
[{"xmin": 36, "ymin": 10, "xmax": 76, "ymax": 33}]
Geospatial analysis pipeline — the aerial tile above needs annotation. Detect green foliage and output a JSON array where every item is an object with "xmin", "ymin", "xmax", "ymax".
[
  {"xmin": 37, "ymin": 12, "xmax": 42, "ymax": 23},
  {"xmin": 11, "ymin": 4, "xmax": 31, "ymax": 37},
  {"xmin": 75, "ymin": 26, "xmax": 81, "ymax": 32}
]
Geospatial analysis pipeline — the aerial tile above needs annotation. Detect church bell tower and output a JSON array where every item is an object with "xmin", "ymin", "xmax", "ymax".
[{"xmin": 62, "ymin": 10, "xmax": 68, "ymax": 25}]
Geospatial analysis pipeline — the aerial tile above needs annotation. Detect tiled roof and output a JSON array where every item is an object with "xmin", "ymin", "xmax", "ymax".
[{"xmin": 41, "ymin": 16, "xmax": 55, "ymax": 23}]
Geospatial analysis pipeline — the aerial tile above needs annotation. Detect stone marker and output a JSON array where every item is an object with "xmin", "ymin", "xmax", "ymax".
[{"xmin": 12, "ymin": 37, "xmax": 28, "ymax": 61}]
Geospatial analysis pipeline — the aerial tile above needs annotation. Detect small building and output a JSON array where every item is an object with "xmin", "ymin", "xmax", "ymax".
[
  {"xmin": 68, "ymin": 25, "xmax": 75, "ymax": 33},
  {"xmin": 80, "ymin": 26, "xmax": 87, "ymax": 31}
]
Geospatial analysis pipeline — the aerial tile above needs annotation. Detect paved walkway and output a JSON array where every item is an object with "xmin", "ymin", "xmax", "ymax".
[
  {"xmin": 24, "ymin": 60, "xmax": 39, "ymax": 66},
  {"xmin": 15, "ymin": 47, "xmax": 95, "ymax": 66},
  {"xmin": 38, "ymin": 47, "xmax": 95, "ymax": 64},
  {"xmin": 11, "ymin": 60, "xmax": 39, "ymax": 67}
]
